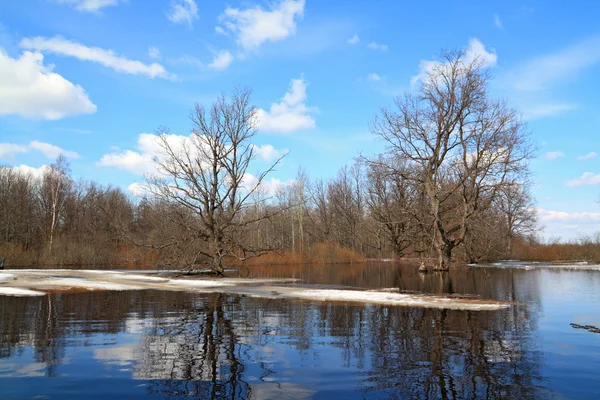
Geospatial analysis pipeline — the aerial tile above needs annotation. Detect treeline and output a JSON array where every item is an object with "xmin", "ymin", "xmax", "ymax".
[
  {"xmin": 4, "ymin": 48, "xmax": 594, "ymax": 270},
  {"xmin": 1, "ymin": 155, "xmax": 538, "ymax": 269}
]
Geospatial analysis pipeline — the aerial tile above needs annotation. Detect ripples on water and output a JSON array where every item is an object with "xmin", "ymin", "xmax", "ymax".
[{"xmin": 1, "ymin": 263, "xmax": 599, "ymax": 399}]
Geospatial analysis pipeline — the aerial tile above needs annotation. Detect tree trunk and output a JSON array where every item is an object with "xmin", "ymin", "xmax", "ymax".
[
  {"xmin": 212, "ymin": 253, "xmax": 224, "ymax": 275},
  {"xmin": 435, "ymin": 244, "xmax": 452, "ymax": 271}
]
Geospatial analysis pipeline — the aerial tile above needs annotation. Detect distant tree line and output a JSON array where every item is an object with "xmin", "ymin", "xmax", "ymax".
[{"xmin": 0, "ymin": 48, "xmax": 560, "ymax": 271}]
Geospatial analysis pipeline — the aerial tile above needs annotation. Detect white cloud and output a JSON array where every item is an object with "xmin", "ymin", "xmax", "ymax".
[
  {"xmin": 11, "ymin": 164, "xmax": 49, "ymax": 180},
  {"xmin": 252, "ymin": 144, "xmax": 286, "ymax": 162},
  {"xmin": 0, "ymin": 49, "xmax": 96, "ymax": 120},
  {"xmin": 566, "ymin": 172, "xmax": 600, "ymax": 187},
  {"xmin": 218, "ymin": 0, "xmax": 305, "ymax": 51},
  {"xmin": 539, "ymin": 208, "xmax": 600, "ymax": 222},
  {"xmin": 55, "ymin": 0, "xmax": 125, "ymax": 12},
  {"xmin": 367, "ymin": 73, "xmax": 382, "ymax": 81},
  {"xmin": 148, "ymin": 46, "xmax": 161, "ymax": 60},
  {"xmin": 255, "ymin": 76, "xmax": 316, "ymax": 133},
  {"xmin": 0, "ymin": 143, "xmax": 28, "ymax": 160},
  {"xmin": 508, "ymin": 35, "xmax": 600, "ymax": 92},
  {"xmin": 0, "ymin": 141, "xmax": 79, "ymax": 161},
  {"xmin": 20, "ymin": 36, "xmax": 175, "ymax": 80},
  {"xmin": 347, "ymin": 34, "xmax": 359, "ymax": 45},
  {"xmin": 98, "ymin": 132, "xmax": 206, "ymax": 175},
  {"xmin": 494, "ymin": 14, "xmax": 503, "ymax": 29},
  {"xmin": 167, "ymin": 0, "xmax": 199, "ymax": 27},
  {"xmin": 538, "ymin": 208, "xmax": 600, "ymax": 240},
  {"xmin": 578, "ymin": 152, "xmax": 597, "ymax": 161},
  {"xmin": 242, "ymin": 173, "xmax": 290, "ymax": 195},
  {"xmin": 128, "ymin": 181, "xmax": 148, "ymax": 197},
  {"xmin": 411, "ymin": 38, "xmax": 497, "ymax": 85},
  {"xmin": 367, "ymin": 42, "xmax": 388, "ymax": 52},
  {"xmin": 208, "ymin": 50, "xmax": 233, "ymax": 70},
  {"xmin": 545, "ymin": 151, "xmax": 565, "ymax": 160},
  {"xmin": 29, "ymin": 141, "xmax": 80, "ymax": 159}
]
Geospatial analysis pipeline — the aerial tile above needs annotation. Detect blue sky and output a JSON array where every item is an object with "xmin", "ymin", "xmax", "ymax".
[{"xmin": 1, "ymin": 0, "xmax": 599, "ymax": 241}]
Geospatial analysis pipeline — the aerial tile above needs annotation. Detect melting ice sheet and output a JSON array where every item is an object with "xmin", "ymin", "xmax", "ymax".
[
  {"xmin": 469, "ymin": 261, "xmax": 600, "ymax": 270},
  {"xmin": 0, "ymin": 269, "xmax": 511, "ymax": 311}
]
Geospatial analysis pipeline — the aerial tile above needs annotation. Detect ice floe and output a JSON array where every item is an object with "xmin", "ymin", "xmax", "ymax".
[
  {"xmin": 469, "ymin": 261, "xmax": 600, "ymax": 271},
  {"xmin": 0, "ymin": 273, "xmax": 15, "ymax": 281},
  {"xmin": 0, "ymin": 269, "xmax": 510, "ymax": 310},
  {"xmin": 0, "ymin": 287, "xmax": 46, "ymax": 297}
]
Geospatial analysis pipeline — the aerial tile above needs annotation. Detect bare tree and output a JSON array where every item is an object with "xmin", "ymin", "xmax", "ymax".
[
  {"xmin": 365, "ymin": 156, "xmax": 417, "ymax": 257},
  {"xmin": 495, "ymin": 183, "xmax": 537, "ymax": 254},
  {"xmin": 146, "ymin": 88, "xmax": 285, "ymax": 274},
  {"xmin": 37, "ymin": 156, "xmax": 72, "ymax": 253},
  {"xmin": 371, "ymin": 49, "xmax": 532, "ymax": 270}
]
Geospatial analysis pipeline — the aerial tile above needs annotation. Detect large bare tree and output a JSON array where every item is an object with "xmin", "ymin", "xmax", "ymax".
[
  {"xmin": 370, "ymin": 49, "xmax": 532, "ymax": 270},
  {"xmin": 146, "ymin": 88, "xmax": 285, "ymax": 274}
]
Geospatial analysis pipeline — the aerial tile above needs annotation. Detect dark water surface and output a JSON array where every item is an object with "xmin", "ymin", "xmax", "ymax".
[{"xmin": 1, "ymin": 263, "xmax": 599, "ymax": 399}]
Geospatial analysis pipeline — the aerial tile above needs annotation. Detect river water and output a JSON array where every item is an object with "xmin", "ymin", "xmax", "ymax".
[{"xmin": 1, "ymin": 263, "xmax": 599, "ymax": 399}]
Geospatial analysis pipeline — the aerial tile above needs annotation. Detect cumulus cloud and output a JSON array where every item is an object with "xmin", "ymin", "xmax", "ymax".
[
  {"xmin": 545, "ymin": 151, "xmax": 565, "ymax": 160},
  {"xmin": 12, "ymin": 164, "xmax": 50, "ymax": 180},
  {"xmin": 538, "ymin": 209, "xmax": 600, "ymax": 224},
  {"xmin": 218, "ymin": 0, "xmax": 305, "ymax": 51},
  {"xmin": 0, "ymin": 143, "xmax": 28, "ymax": 160},
  {"xmin": 566, "ymin": 172, "xmax": 600, "ymax": 187},
  {"xmin": 252, "ymin": 144, "xmax": 287, "ymax": 162},
  {"xmin": 0, "ymin": 49, "xmax": 96, "ymax": 120},
  {"xmin": 0, "ymin": 141, "xmax": 79, "ymax": 161},
  {"xmin": 167, "ymin": 0, "xmax": 199, "ymax": 27},
  {"xmin": 55, "ymin": 0, "xmax": 126, "ymax": 12},
  {"xmin": 578, "ymin": 152, "xmax": 597, "ymax": 161},
  {"xmin": 242, "ymin": 173, "xmax": 290, "ymax": 195},
  {"xmin": 367, "ymin": 73, "xmax": 382, "ymax": 81},
  {"xmin": 98, "ymin": 132, "xmax": 285, "ymax": 174},
  {"xmin": 367, "ymin": 42, "xmax": 388, "ymax": 52},
  {"xmin": 97, "ymin": 133, "xmax": 164, "ymax": 175},
  {"xmin": 347, "ymin": 34, "xmax": 359, "ymax": 45},
  {"xmin": 255, "ymin": 76, "xmax": 316, "ymax": 133},
  {"xmin": 208, "ymin": 50, "xmax": 233, "ymax": 70},
  {"xmin": 538, "ymin": 208, "xmax": 600, "ymax": 240},
  {"xmin": 20, "ymin": 36, "xmax": 175, "ymax": 80},
  {"xmin": 411, "ymin": 38, "xmax": 497, "ymax": 85},
  {"xmin": 128, "ymin": 181, "xmax": 148, "ymax": 197}
]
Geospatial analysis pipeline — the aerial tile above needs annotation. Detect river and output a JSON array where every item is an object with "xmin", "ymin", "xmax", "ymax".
[{"xmin": 1, "ymin": 262, "xmax": 599, "ymax": 399}]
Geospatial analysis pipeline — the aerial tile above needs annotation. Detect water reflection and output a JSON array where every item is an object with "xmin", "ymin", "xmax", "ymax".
[{"xmin": 1, "ymin": 264, "xmax": 599, "ymax": 399}]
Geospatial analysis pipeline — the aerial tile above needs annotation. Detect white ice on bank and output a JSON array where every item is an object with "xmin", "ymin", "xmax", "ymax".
[
  {"xmin": 0, "ymin": 287, "xmax": 46, "ymax": 297},
  {"xmin": 0, "ymin": 273, "xmax": 15, "ymax": 281},
  {"xmin": 0, "ymin": 269, "xmax": 510, "ymax": 310}
]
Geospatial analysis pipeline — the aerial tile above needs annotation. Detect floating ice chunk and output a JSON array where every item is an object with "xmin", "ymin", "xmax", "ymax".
[
  {"xmin": 165, "ymin": 278, "xmax": 232, "ymax": 288},
  {"xmin": 280, "ymin": 288, "xmax": 509, "ymax": 311},
  {"xmin": 33, "ymin": 278, "xmax": 145, "ymax": 291},
  {"xmin": 110, "ymin": 273, "xmax": 170, "ymax": 283},
  {"xmin": 0, "ymin": 287, "xmax": 46, "ymax": 297}
]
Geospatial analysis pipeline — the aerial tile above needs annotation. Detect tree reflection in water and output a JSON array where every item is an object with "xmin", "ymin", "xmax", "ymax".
[{"xmin": 0, "ymin": 264, "xmax": 547, "ymax": 399}]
